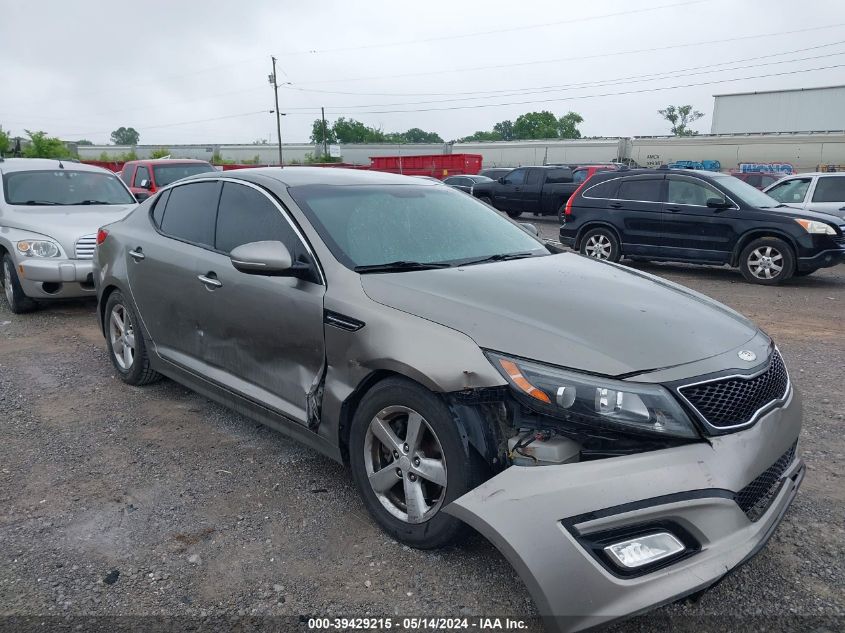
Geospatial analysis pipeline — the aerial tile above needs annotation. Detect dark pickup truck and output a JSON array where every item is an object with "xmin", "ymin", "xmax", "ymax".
[{"xmin": 471, "ymin": 165, "xmax": 577, "ymax": 218}]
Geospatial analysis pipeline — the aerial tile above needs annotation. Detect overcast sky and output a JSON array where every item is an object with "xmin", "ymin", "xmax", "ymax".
[{"xmin": 2, "ymin": 0, "xmax": 844, "ymax": 145}]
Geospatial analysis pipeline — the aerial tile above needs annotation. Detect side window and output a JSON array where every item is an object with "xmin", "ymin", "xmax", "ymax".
[
  {"xmin": 667, "ymin": 179, "xmax": 725, "ymax": 206},
  {"xmin": 524, "ymin": 170, "xmax": 542, "ymax": 186},
  {"xmin": 133, "ymin": 165, "xmax": 150, "ymax": 187},
  {"xmin": 766, "ymin": 178, "xmax": 811, "ymax": 203},
  {"xmin": 215, "ymin": 182, "xmax": 302, "ymax": 257},
  {"xmin": 583, "ymin": 178, "xmax": 619, "ymax": 199},
  {"xmin": 545, "ymin": 168, "xmax": 572, "ymax": 183},
  {"xmin": 120, "ymin": 166, "xmax": 134, "ymax": 185},
  {"xmin": 151, "ymin": 189, "xmax": 170, "ymax": 228},
  {"xmin": 617, "ymin": 178, "xmax": 663, "ymax": 203},
  {"xmin": 811, "ymin": 177, "xmax": 845, "ymax": 202},
  {"xmin": 159, "ymin": 182, "xmax": 220, "ymax": 247},
  {"xmin": 504, "ymin": 169, "xmax": 525, "ymax": 186}
]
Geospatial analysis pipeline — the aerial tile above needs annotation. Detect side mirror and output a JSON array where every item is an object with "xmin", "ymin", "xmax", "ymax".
[
  {"xmin": 520, "ymin": 222, "xmax": 540, "ymax": 237},
  {"xmin": 139, "ymin": 179, "xmax": 152, "ymax": 190},
  {"xmin": 498, "ymin": 177, "xmax": 506, "ymax": 184},
  {"xmin": 134, "ymin": 192, "xmax": 150, "ymax": 202},
  {"xmin": 230, "ymin": 240, "xmax": 304, "ymax": 276},
  {"xmin": 706, "ymin": 197, "xmax": 731, "ymax": 209}
]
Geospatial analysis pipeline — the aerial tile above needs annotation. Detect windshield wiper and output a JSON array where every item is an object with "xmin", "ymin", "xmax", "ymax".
[
  {"xmin": 22, "ymin": 200, "xmax": 60, "ymax": 205},
  {"xmin": 354, "ymin": 260, "xmax": 451, "ymax": 273},
  {"xmin": 458, "ymin": 251, "xmax": 537, "ymax": 266},
  {"xmin": 72, "ymin": 200, "xmax": 114, "ymax": 205}
]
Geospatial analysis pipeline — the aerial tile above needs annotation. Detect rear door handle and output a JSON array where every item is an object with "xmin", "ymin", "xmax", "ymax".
[
  {"xmin": 129, "ymin": 248, "xmax": 145, "ymax": 261},
  {"xmin": 665, "ymin": 206, "xmax": 681, "ymax": 212},
  {"xmin": 197, "ymin": 273, "xmax": 222, "ymax": 289},
  {"xmin": 609, "ymin": 202, "xmax": 622, "ymax": 209}
]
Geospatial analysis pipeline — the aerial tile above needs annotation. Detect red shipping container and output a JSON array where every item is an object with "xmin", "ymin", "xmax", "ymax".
[{"xmin": 369, "ymin": 154, "xmax": 482, "ymax": 179}]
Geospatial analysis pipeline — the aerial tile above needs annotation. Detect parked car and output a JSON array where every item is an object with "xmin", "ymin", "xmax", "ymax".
[
  {"xmin": 471, "ymin": 165, "xmax": 577, "ymax": 218},
  {"xmin": 763, "ymin": 172, "xmax": 845, "ymax": 219},
  {"xmin": 478, "ymin": 167, "xmax": 516, "ymax": 180},
  {"xmin": 559, "ymin": 168, "xmax": 845, "ymax": 284},
  {"xmin": 120, "ymin": 159, "xmax": 216, "ymax": 201},
  {"xmin": 95, "ymin": 167, "xmax": 803, "ymax": 631},
  {"xmin": 443, "ymin": 174, "xmax": 493, "ymax": 193},
  {"xmin": 729, "ymin": 171, "xmax": 782, "ymax": 190},
  {"xmin": 0, "ymin": 158, "xmax": 137, "ymax": 313}
]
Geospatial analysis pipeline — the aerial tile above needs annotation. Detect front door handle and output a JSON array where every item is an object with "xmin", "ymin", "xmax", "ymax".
[
  {"xmin": 609, "ymin": 202, "xmax": 622, "ymax": 209},
  {"xmin": 665, "ymin": 206, "xmax": 681, "ymax": 212},
  {"xmin": 197, "ymin": 273, "xmax": 222, "ymax": 289},
  {"xmin": 129, "ymin": 248, "xmax": 145, "ymax": 261}
]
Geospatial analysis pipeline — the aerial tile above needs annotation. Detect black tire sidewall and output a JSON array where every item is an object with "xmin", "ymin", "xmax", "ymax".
[
  {"xmin": 2, "ymin": 254, "xmax": 37, "ymax": 313},
  {"xmin": 739, "ymin": 237, "xmax": 795, "ymax": 285},
  {"xmin": 104, "ymin": 291, "xmax": 149, "ymax": 384},
  {"xmin": 580, "ymin": 227, "xmax": 621, "ymax": 263},
  {"xmin": 349, "ymin": 378, "xmax": 478, "ymax": 549},
  {"xmin": 505, "ymin": 209, "xmax": 523, "ymax": 218}
]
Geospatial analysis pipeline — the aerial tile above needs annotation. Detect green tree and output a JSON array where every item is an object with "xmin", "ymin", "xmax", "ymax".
[
  {"xmin": 332, "ymin": 117, "xmax": 385, "ymax": 143},
  {"xmin": 395, "ymin": 127, "xmax": 443, "ymax": 143},
  {"xmin": 658, "ymin": 105, "xmax": 704, "ymax": 136},
  {"xmin": 150, "ymin": 148, "xmax": 170, "ymax": 159},
  {"xmin": 110, "ymin": 126, "xmax": 140, "ymax": 145},
  {"xmin": 76, "ymin": 139, "xmax": 94, "ymax": 146},
  {"xmin": 458, "ymin": 130, "xmax": 503, "ymax": 142},
  {"xmin": 0, "ymin": 125, "xmax": 10, "ymax": 155},
  {"xmin": 557, "ymin": 112, "xmax": 583, "ymax": 139},
  {"xmin": 310, "ymin": 118, "xmax": 337, "ymax": 144},
  {"xmin": 493, "ymin": 120, "xmax": 515, "ymax": 141},
  {"xmin": 513, "ymin": 111, "xmax": 560, "ymax": 139},
  {"xmin": 22, "ymin": 130, "xmax": 70, "ymax": 159}
]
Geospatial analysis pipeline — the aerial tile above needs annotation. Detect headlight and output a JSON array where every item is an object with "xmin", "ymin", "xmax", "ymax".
[
  {"xmin": 486, "ymin": 351, "xmax": 698, "ymax": 438},
  {"xmin": 794, "ymin": 219, "xmax": 836, "ymax": 235},
  {"xmin": 17, "ymin": 240, "xmax": 60, "ymax": 258}
]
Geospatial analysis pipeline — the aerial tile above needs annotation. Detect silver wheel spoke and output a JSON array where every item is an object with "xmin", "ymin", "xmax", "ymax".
[
  {"xmin": 369, "ymin": 465, "xmax": 399, "ymax": 493},
  {"xmin": 122, "ymin": 342, "xmax": 133, "ymax": 367},
  {"xmin": 371, "ymin": 417, "xmax": 403, "ymax": 454},
  {"xmin": 111, "ymin": 311, "xmax": 125, "ymax": 334},
  {"xmin": 403, "ymin": 477, "xmax": 427, "ymax": 523},
  {"xmin": 124, "ymin": 331, "xmax": 135, "ymax": 348},
  {"xmin": 404, "ymin": 412, "xmax": 423, "ymax": 452},
  {"xmin": 413, "ymin": 457, "xmax": 447, "ymax": 487}
]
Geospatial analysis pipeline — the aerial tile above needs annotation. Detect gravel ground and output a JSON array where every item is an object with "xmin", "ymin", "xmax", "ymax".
[{"xmin": 0, "ymin": 224, "xmax": 843, "ymax": 632}]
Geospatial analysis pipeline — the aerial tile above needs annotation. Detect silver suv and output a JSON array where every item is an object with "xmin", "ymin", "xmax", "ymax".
[
  {"xmin": 0, "ymin": 158, "xmax": 136, "ymax": 312},
  {"xmin": 764, "ymin": 171, "xmax": 845, "ymax": 219},
  {"xmin": 94, "ymin": 167, "xmax": 803, "ymax": 632}
]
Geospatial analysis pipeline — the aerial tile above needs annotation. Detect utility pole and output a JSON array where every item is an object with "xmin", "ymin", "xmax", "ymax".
[
  {"xmin": 269, "ymin": 56, "xmax": 283, "ymax": 167},
  {"xmin": 321, "ymin": 106, "xmax": 329, "ymax": 162}
]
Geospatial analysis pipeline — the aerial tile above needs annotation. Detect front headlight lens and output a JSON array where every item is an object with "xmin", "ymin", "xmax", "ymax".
[
  {"xmin": 486, "ymin": 351, "xmax": 698, "ymax": 438},
  {"xmin": 794, "ymin": 219, "xmax": 836, "ymax": 235},
  {"xmin": 17, "ymin": 240, "xmax": 60, "ymax": 257}
]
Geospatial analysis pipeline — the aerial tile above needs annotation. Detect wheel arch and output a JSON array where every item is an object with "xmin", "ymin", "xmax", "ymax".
[
  {"xmin": 730, "ymin": 229, "xmax": 799, "ymax": 267},
  {"xmin": 574, "ymin": 222, "xmax": 623, "ymax": 250},
  {"xmin": 98, "ymin": 283, "xmax": 124, "ymax": 335}
]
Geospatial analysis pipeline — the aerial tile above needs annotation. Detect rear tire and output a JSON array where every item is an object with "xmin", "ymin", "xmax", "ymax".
[
  {"xmin": 579, "ymin": 227, "xmax": 621, "ymax": 263},
  {"xmin": 478, "ymin": 196, "xmax": 493, "ymax": 206},
  {"xmin": 349, "ymin": 377, "xmax": 487, "ymax": 549},
  {"xmin": 557, "ymin": 204, "xmax": 566, "ymax": 225},
  {"xmin": 104, "ymin": 291, "xmax": 161, "ymax": 385},
  {"xmin": 2, "ymin": 254, "xmax": 37, "ymax": 314},
  {"xmin": 739, "ymin": 237, "xmax": 795, "ymax": 285},
  {"xmin": 505, "ymin": 209, "xmax": 523, "ymax": 218}
]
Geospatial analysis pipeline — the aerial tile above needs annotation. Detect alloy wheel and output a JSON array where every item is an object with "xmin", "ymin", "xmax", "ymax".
[
  {"xmin": 584, "ymin": 234, "xmax": 612, "ymax": 260},
  {"xmin": 748, "ymin": 246, "xmax": 784, "ymax": 280},
  {"xmin": 109, "ymin": 304, "xmax": 136, "ymax": 370},
  {"xmin": 3, "ymin": 261, "xmax": 13, "ymax": 305},
  {"xmin": 363, "ymin": 405, "xmax": 447, "ymax": 524}
]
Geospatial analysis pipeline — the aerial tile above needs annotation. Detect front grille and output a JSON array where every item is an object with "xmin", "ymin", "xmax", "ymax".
[
  {"xmin": 679, "ymin": 350, "xmax": 789, "ymax": 429},
  {"xmin": 735, "ymin": 442, "xmax": 797, "ymax": 521},
  {"xmin": 75, "ymin": 234, "xmax": 97, "ymax": 259}
]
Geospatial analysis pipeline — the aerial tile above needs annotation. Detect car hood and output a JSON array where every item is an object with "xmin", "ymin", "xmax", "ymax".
[
  {"xmin": 1, "ymin": 204, "xmax": 136, "ymax": 256},
  {"xmin": 761, "ymin": 205, "xmax": 845, "ymax": 224},
  {"xmin": 360, "ymin": 253, "xmax": 759, "ymax": 377}
]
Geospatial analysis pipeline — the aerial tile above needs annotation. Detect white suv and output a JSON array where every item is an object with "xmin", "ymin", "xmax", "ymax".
[{"xmin": 764, "ymin": 172, "xmax": 845, "ymax": 220}]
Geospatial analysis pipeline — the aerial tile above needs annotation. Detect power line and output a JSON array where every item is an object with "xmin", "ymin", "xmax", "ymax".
[{"xmin": 291, "ymin": 22, "xmax": 845, "ymax": 86}]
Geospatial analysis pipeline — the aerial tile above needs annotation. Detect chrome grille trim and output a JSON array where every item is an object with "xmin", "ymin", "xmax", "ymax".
[{"xmin": 74, "ymin": 234, "xmax": 97, "ymax": 260}]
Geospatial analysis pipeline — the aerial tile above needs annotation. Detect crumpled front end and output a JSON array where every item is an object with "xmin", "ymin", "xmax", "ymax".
[{"xmin": 445, "ymin": 389, "xmax": 804, "ymax": 633}]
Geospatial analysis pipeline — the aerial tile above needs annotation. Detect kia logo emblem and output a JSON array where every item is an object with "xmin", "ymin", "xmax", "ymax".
[{"xmin": 738, "ymin": 350, "xmax": 757, "ymax": 362}]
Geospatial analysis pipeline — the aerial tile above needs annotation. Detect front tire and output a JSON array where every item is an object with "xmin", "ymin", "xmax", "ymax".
[
  {"xmin": 739, "ymin": 237, "xmax": 795, "ymax": 285},
  {"xmin": 579, "ymin": 227, "xmax": 621, "ymax": 263},
  {"xmin": 104, "ymin": 291, "xmax": 161, "ymax": 385},
  {"xmin": 2, "ymin": 254, "xmax": 37, "ymax": 314},
  {"xmin": 349, "ymin": 377, "xmax": 486, "ymax": 549}
]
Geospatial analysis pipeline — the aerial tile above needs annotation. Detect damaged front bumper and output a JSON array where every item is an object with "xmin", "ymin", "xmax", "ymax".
[{"xmin": 445, "ymin": 389, "xmax": 803, "ymax": 633}]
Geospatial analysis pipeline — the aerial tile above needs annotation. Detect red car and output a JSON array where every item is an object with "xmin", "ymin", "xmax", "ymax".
[
  {"xmin": 120, "ymin": 159, "xmax": 216, "ymax": 200},
  {"xmin": 729, "ymin": 171, "xmax": 782, "ymax": 190}
]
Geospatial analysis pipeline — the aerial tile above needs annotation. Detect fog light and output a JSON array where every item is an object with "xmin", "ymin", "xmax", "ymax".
[{"xmin": 604, "ymin": 532, "xmax": 685, "ymax": 569}]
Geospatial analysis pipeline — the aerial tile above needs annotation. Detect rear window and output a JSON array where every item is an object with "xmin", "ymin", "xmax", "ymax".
[
  {"xmin": 811, "ymin": 177, "xmax": 845, "ymax": 202},
  {"xmin": 617, "ymin": 178, "xmax": 663, "ymax": 203},
  {"xmin": 545, "ymin": 168, "xmax": 572, "ymax": 183},
  {"xmin": 152, "ymin": 163, "xmax": 215, "ymax": 187},
  {"xmin": 582, "ymin": 178, "xmax": 619, "ymax": 199}
]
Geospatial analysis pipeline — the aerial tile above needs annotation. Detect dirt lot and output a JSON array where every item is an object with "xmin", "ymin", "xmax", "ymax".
[{"xmin": 1, "ymin": 223, "xmax": 843, "ymax": 632}]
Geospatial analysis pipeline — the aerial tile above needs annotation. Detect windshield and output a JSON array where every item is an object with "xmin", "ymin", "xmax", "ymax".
[
  {"xmin": 153, "ymin": 163, "xmax": 215, "ymax": 186},
  {"xmin": 3, "ymin": 170, "xmax": 135, "ymax": 205},
  {"xmin": 709, "ymin": 173, "xmax": 781, "ymax": 208},
  {"xmin": 288, "ymin": 184, "xmax": 547, "ymax": 270},
  {"xmin": 471, "ymin": 175, "xmax": 493, "ymax": 182}
]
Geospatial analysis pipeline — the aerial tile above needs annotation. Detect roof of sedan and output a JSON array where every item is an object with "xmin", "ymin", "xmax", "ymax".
[
  {"xmin": 198, "ymin": 166, "xmax": 444, "ymax": 187},
  {"xmin": 0, "ymin": 157, "xmax": 115, "ymax": 174}
]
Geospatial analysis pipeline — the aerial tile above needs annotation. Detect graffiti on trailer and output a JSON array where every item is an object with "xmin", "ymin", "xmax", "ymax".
[{"xmin": 738, "ymin": 163, "xmax": 794, "ymax": 175}]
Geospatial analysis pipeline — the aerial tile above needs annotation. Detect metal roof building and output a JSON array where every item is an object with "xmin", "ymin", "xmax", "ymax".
[{"xmin": 711, "ymin": 85, "xmax": 845, "ymax": 134}]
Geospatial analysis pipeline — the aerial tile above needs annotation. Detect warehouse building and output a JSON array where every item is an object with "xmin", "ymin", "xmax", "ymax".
[{"xmin": 711, "ymin": 85, "xmax": 845, "ymax": 134}]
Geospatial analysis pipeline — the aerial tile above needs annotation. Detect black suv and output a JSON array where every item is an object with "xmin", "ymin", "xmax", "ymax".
[{"xmin": 560, "ymin": 168, "xmax": 845, "ymax": 284}]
